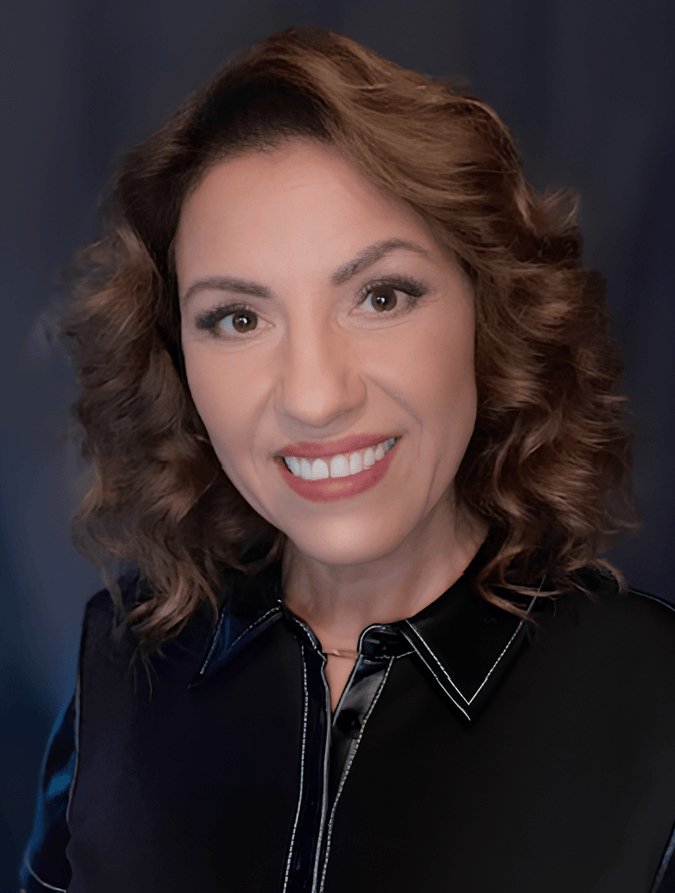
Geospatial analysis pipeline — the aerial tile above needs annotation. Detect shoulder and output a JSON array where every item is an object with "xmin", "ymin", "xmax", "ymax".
[
  {"xmin": 576, "ymin": 565, "xmax": 675, "ymax": 630},
  {"xmin": 534, "ymin": 566, "xmax": 675, "ymax": 679},
  {"xmin": 79, "ymin": 570, "xmax": 218, "ymax": 693},
  {"xmin": 544, "ymin": 564, "xmax": 675, "ymax": 625},
  {"xmin": 83, "ymin": 567, "xmax": 149, "ymax": 621},
  {"xmin": 78, "ymin": 570, "xmax": 146, "ymax": 671}
]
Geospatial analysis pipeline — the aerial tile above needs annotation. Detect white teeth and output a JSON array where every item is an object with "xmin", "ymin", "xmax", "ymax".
[
  {"xmin": 283, "ymin": 437, "xmax": 397, "ymax": 480},
  {"xmin": 329, "ymin": 454, "xmax": 350, "ymax": 478},
  {"xmin": 286, "ymin": 456, "xmax": 301, "ymax": 477},
  {"xmin": 349, "ymin": 450, "xmax": 363, "ymax": 475},
  {"xmin": 309, "ymin": 458, "xmax": 329, "ymax": 480},
  {"xmin": 363, "ymin": 447, "xmax": 376, "ymax": 469}
]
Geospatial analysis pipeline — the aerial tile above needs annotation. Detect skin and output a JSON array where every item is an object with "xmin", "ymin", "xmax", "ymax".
[{"xmin": 177, "ymin": 140, "xmax": 487, "ymax": 709}]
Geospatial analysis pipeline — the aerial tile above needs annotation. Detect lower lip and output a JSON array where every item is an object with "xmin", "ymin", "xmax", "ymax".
[{"xmin": 275, "ymin": 438, "xmax": 401, "ymax": 503}]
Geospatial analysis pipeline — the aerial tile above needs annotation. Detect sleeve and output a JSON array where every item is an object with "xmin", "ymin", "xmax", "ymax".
[
  {"xmin": 19, "ymin": 691, "xmax": 77, "ymax": 893},
  {"xmin": 654, "ymin": 824, "xmax": 675, "ymax": 893}
]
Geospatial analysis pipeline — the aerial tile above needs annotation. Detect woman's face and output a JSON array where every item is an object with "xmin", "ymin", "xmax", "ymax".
[{"xmin": 177, "ymin": 141, "xmax": 477, "ymax": 568}]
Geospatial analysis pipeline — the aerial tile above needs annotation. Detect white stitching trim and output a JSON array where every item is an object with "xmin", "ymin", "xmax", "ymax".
[
  {"xmin": 317, "ymin": 656, "xmax": 395, "ymax": 893},
  {"xmin": 281, "ymin": 640, "xmax": 309, "ymax": 893},
  {"xmin": 402, "ymin": 594, "xmax": 535, "ymax": 708},
  {"xmin": 225, "ymin": 604, "xmax": 281, "ymax": 653},
  {"xmin": 632, "ymin": 590, "xmax": 675, "ymax": 615},
  {"xmin": 23, "ymin": 856, "xmax": 67, "ymax": 893},
  {"xmin": 652, "ymin": 821, "xmax": 675, "ymax": 892},
  {"xmin": 66, "ymin": 667, "xmax": 81, "ymax": 827},
  {"xmin": 330, "ymin": 655, "xmax": 362, "ymax": 720},
  {"xmin": 401, "ymin": 621, "xmax": 471, "ymax": 703},
  {"xmin": 198, "ymin": 603, "xmax": 281, "ymax": 676},
  {"xmin": 278, "ymin": 612, "xmax": 329, "ymax": 892},
  {"xmin": 468, "ymin": 617, "xmax": 526, "ymax": 702},
  {"xmin": 310, "ymin": 649, "xmax": 333, "ymax": 893},
  {"xmin": 198, "ymin": 599, "xmax": 230, "ymax": 668},
  {"xmin": 399, "ymin": 627, "xmax": 472, "ymax": 720}
]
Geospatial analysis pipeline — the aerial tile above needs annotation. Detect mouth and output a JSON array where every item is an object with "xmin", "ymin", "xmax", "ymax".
[{"xmin": 279, "ymin": 436, "xmax": 399, "ymax": 481}]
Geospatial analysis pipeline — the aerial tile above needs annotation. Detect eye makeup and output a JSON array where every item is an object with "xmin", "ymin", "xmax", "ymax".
[{"xmin": 192, "ymin": 274, "xmax": 430, "ymax": 339}]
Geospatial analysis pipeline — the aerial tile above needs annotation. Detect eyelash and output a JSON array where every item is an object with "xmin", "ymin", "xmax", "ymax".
[{"xmin": 193, "ymin": 276, "xmax": 428, "ymax": 339}]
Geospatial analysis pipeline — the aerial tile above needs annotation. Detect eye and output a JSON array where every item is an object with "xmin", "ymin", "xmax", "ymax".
[
  {"xmin": 220, "ymin": 308, "xmax": 258, "ymax": 335},
  {"xmin": 358, "ymin": 276, "xmax": 427, "ymax": 317},
  {"xmin": 194, "ymin": 303, "xmax": 260, "ymax": 337},
  {"xmin": 363, "ymin": 284, "xmax": 399, "ymax": 313}
]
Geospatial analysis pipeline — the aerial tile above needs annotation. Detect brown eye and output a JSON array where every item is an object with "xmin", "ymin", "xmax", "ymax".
[
  {"xmin": 366, "ymin": 285, "xmax": 398, "ymax": 312},
  {"xmin": 222, "ymin": 310, "xmax": 258, "ymax": 334}
]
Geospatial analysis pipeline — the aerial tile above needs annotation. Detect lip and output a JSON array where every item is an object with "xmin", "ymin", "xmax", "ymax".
[
  {"xmin": 275, "ymin": 436, "xmax": 401, "ymax": 503},
  {"xmin": 276, "ymin": 433, "xmax": 396, "ymax": 459}
]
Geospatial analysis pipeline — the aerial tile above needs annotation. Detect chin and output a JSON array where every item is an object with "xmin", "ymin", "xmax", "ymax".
[{"xmin": 282, "ymin": 515, "xmax": 411, "ymax": 569}]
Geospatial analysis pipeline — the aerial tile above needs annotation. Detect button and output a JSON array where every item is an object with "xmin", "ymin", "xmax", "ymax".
[{"xmin": 335, "ymin": 708, "xmax": 361, "ymax": 737}]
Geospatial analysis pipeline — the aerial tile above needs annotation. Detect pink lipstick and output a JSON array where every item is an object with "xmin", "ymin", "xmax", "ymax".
[
  {"xmin": 276, "ymin": 436, "xmax": 401, "ymax": 503},
  {"xmin": 276, "ymin": 433, "xmax": 394, "ymax": 460}
]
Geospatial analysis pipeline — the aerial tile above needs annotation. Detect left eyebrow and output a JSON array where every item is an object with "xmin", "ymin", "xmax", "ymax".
[
  {"xmin": 180, "ymin": 238, "xmax": 431, "ymax": 305},
  {"xmin": 330, "ymin": 238, "xmax": 431, "ymax": 285}
]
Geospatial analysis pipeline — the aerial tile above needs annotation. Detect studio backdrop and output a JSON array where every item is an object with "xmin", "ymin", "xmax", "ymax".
[{"xmin": 2, "ymin": 0, "xmax": 673, "ymax": 888}]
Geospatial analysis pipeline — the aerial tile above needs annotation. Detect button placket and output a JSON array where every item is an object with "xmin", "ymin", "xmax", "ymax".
[{"xmin": 281, "ymin": 618, "xmax": 406, "ymax": 892}]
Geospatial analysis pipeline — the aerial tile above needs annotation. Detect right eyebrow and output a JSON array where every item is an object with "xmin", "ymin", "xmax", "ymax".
[{"xmin": 181, "ymin": 276, "xmax": 272, "ymax": 306}]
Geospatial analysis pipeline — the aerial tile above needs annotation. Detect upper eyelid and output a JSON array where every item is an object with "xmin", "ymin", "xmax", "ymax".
[
  {"xmin": 192, "ymin": 275, "xmax": 428, "ymax": 332},
  {"xmin": 360, "ymin": 275, "xmax": 426, "ymax": 296}
]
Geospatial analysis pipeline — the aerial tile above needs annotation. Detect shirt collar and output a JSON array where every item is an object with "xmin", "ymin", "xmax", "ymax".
[
  {"xmin": 188, "ymin": 559, "xmax": 285, "ymax": 688},
  {"xmin": 395, "ymin": 562, "xmax": 535, "ymax": 721},
  {"xmin": 189, "ymin": 540, "xmax": 536, "ymax": 722}
]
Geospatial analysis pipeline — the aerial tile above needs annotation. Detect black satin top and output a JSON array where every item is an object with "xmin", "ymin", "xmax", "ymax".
[{"xmin": 20, "ymin": 542, "xmax": 675, "ymax": 893}]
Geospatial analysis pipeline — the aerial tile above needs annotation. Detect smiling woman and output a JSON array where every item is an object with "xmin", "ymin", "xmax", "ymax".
[
  {"xmin": 176, "ymin": 143, "xmax": 482, "ymax": 706},
  {"xmin": 20, "ymin": 25, "xmax": 675, "ymax": 893}
]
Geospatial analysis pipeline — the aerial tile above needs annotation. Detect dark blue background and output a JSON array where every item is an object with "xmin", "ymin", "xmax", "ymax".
[{"xmin": 2, "ymin": 0, "xmax": 673, "ymax": 888}]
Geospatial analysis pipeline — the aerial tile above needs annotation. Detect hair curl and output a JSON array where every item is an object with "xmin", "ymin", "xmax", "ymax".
[{"xmin": 58, "ymin": 25, "xmax": 638, "ymax": 653}]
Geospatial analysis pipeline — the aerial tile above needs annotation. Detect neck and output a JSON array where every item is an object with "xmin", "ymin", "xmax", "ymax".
[{"xmin": 281, "ymin": 508, "xmax": 488, "ymax": 656}]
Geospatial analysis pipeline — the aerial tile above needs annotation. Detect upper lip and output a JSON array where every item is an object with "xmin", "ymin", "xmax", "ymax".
[{"xmin": 276, "ymin": 433, "xmax": 397, "ymax": 459}]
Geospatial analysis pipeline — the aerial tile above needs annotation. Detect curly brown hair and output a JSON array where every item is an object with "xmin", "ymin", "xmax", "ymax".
[{"xmin": 58, "ymin": 25, "xmax": 638, "ymax": 653}]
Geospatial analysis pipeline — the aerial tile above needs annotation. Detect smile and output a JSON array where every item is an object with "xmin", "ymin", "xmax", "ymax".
[
  {"xmin": 282, "ymin": 437, "xmax": 397, "ymax": 480},
  {"xmin": 276, "ymin": 436, "xmax": 401, "ymax": 503}
]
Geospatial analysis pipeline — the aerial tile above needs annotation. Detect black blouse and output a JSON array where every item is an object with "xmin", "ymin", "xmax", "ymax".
[{"xmin": 20, "ymin": 543, "xmax": 675, "ymax": 893}]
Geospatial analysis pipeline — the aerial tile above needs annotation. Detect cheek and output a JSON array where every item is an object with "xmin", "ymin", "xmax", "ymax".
[
  {"xmin": 183, "ymin": 351, "xmax": 241, "ymax": 452},
  {"xmin": 410, "ymin": 317, "xmax": 477, "ymax": 417}
]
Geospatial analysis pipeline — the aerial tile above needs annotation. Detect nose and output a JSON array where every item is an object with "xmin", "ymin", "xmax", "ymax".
[{"xmin": 276, "ymin": 316, "xmax": 365, "ymax": 431}]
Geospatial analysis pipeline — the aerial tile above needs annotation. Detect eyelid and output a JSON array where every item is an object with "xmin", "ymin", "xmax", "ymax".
[
  {"xmin": 356, "ymin": 274, "xmax": 428, "ymax": 314},
  {"xmin": 192, "ymin": 274, "xmax": 429, "ymax": 337},
  {"xmin": 358, "ymin": 274, "xmax": 427, "ymax": 300},
  {"xmin": 193, "ymin": 301, "xmax": 264, "ymax": 338}
]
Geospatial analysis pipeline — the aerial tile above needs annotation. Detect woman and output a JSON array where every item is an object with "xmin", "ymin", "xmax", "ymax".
[{"xmin": 20, "ymin": 25, "xmax": 675, "ymax": 893}]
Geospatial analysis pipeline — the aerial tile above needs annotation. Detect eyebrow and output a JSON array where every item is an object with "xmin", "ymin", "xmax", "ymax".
[
  {"xmin": 330, "ymin": 238, "xmax": 431, "ymax": 284},
  {"xmin": 180, "ymin": 238, "xmax": 431, "ymax": 305}
]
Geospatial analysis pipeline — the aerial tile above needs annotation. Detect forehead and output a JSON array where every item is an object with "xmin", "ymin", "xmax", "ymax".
[{"xmin": 175, "ymin": 141, "xmax": 446, "ymax": 279}]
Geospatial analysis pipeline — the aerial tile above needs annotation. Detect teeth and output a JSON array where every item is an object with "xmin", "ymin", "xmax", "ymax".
[
  {"xmin": 283, "ymin": 437, "xmax": 397, "ymax": 481},
  {"xmin": 329, "ymin": 454, "xmax": 350, "ymax": 478},
  {"xmin": 308, "ymin": 458, "xmax": 329, "ymax": 480},
  {"xmin": 286, "ymin": 456, "xmax": 301, "ymax": 476}
]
